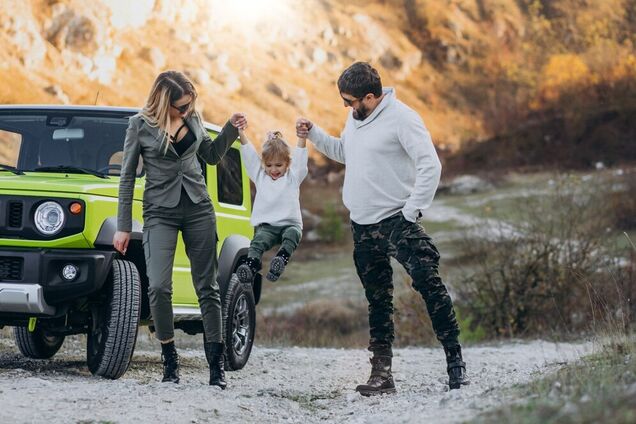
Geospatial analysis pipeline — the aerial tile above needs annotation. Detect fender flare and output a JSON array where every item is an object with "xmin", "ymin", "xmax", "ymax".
[
  {"xmin": 94, "ymin": 217, "xmax": 143, "ymax": 246},
  {"xmin": 217, "ymin": 234, "xmax": 251, "ymax": 294}
]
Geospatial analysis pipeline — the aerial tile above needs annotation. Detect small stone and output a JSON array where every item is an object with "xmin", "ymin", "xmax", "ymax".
[
  {"xmin": 626, "ymin": 382, "xmax": 636, "ymax": 397},
  {"xmin": 560, "ymin": 401, "xmax": 578, "ymax": 416},
  {"xmin": 548, "ymin": 381, "xmax": 562, "ymax": 399}
]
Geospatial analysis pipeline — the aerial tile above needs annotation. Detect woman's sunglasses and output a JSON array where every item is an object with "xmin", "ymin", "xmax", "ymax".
[{"xmin": 171, "ymin": 102, "xmax": 191, "ymax": 113}]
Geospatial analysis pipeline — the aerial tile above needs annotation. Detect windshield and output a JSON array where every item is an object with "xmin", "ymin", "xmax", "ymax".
[{"xmin": 0, "ymin": 110, "xmax": 143, "ymax": 177}]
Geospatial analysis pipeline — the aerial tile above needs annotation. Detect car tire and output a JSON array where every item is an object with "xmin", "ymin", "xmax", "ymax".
[
  {"xmin": 223, "ymin": 273, "xmax": 255, "ymax": 371},
  {"xmin": 14, "ymin": 326, "xmax": 65, "ymax": 359},
  {"xmin": 87, "ymin": 259, "xmax": 141, "ymax": 379}
]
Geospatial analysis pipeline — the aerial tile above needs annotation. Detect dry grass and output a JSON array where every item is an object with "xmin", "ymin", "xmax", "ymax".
[
  {"xmin": 471, "ymin": 336, "xmax": 636, "ymax": 424},
  {"xmin": 255, "ymin": 299, "xmax": 369, "ymax": 348}
]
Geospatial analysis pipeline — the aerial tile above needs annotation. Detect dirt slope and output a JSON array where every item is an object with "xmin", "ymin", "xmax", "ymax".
[{"xmin": 1, "ymin": 0, "xmax": 634, "ymax": 163}]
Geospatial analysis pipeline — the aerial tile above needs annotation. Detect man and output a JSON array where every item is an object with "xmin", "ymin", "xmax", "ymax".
[{"xmin": 296, "ymin": 62, "xmax": 468, "ymax": 395}]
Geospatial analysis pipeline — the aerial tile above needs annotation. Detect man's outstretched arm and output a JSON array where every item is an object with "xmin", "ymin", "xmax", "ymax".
[{"xmin": 296, "ymin": 117, "xmax": 346, "ymax": 164}]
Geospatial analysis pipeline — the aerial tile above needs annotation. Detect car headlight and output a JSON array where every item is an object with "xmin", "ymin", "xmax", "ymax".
[{"xmin": 34, "ymin": 201, "xmax": 65, "ymax": 235}]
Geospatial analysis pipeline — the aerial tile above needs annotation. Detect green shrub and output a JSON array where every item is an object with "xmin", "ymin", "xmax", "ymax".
[
  {"xmin": 455, "ymin": 174, "xmax": 635, "ymax": 338},
  {"xmin": 317, "ymin": 203, "xmax": 345, "ymax": 243}
]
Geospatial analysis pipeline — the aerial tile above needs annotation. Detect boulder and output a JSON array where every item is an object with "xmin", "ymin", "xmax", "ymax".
[{"xmin": 445, "ymin": 175, "xmax": 493, "ymax": 195}]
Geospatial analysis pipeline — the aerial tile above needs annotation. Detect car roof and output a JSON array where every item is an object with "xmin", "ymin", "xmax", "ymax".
[{"xmin": 0, "ymin": 104, "xmax": 223, "ymax": 132}]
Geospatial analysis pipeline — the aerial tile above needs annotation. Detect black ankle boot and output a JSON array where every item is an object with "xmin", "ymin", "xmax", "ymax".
[
  {"xmin": 204, "ymin": 341, "xmax": 227, "ymax": 389},
  {"xmin": 161, "ymin": 341, "xmax": 180, "ymax": 384},
  {"xmin": 355, "ymin": 355, "xmax": 396, "ymax": 396},
  {"xmin": 445, "ymin": 344, "xmax": 469, "ymax": 389},
  {"xmin": 236, "ymin": 257, "xmax": 261, "ymax": 284},
  {"xmin": 266, "ymin": 248, "xmax": 290, "ymax": 282}
]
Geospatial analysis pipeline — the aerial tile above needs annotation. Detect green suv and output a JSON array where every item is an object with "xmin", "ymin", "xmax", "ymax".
[{"xmin": 0, "ymin": 105, "xmax": 260, "ymax": 379}]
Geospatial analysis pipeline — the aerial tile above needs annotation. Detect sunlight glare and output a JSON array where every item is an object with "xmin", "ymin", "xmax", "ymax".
[{"xmin": 209, "ymin": 0, "xmax": 291, "ymax": 25}]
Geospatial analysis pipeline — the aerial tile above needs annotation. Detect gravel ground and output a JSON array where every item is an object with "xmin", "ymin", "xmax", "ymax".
[{"xmin": 0, "ymin": 332, "xmax": 593, "ymax": 424}]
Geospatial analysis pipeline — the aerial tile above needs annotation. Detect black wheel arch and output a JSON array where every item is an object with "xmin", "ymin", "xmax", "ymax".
[
  {"xmin": 217, "ymin": 235, "xmax": 261, "ymax": 303},
  {"xmin": 94, "ymin": 217, "xmax": 143, "ymax": 245}
]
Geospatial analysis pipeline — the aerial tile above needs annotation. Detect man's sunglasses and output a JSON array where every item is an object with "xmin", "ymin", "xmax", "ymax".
[
  {"xmin": 171, "ymin": 102, "xmax": 191, "ymax": 113},
  {"xmin": 342, "ymin": 95, "xmax": 363, "ymax": 106}
]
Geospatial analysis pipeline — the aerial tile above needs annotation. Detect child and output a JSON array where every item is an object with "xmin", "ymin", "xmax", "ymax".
[{"xmin": 236, "ymin": 129, "xmax": 308, "ymax": 282}]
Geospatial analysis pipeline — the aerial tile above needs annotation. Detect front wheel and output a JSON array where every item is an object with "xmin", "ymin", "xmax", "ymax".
[
  {"xmin": 14, "ymin": 326, "xmax": 65, "ymax": 359},
  {"xmin": 86, "ymin": 259, "xmax": 141, "ymax": 379},
  {"xmin": 223, "ymin": 274, "xmax": 256, "ymax": 371}
]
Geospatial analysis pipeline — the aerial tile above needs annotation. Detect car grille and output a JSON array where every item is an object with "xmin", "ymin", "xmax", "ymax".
[
  {"xmin": 0, "ymin": 256, "xmax": 23, "ymax": 280},
  {"xmin": 8, "ymin": 201, "xmax": 23, "ymax": 228}
]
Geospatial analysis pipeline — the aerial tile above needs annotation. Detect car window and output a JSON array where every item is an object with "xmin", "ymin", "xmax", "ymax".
[
  {"xmin": 107, "ymin": 151, "xmax": 144, "ymax": 176},
  {"xmin": 0, "ymin": 112, "xmax": 142, "ymax": 176},
  {"xmin": 217, "ymin": 148, "xmax": 243, "ymax": 205},
  {"xmin": 0, "ymin": 129, "xmax": 21, "ymax": 167}
]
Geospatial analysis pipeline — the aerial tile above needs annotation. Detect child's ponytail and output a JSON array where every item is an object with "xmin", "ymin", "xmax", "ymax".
[{"xmin": 262, "ymin": 131, "xmax": 291, "ymax": 164}]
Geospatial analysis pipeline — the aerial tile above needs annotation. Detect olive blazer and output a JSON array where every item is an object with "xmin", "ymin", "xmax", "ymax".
[{"xmin": 117, "ymin": 112, "xmax": 238, "ymax": 232}]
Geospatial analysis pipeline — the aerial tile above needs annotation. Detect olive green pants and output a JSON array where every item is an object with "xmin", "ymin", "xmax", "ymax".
[
  {"xmin": 248, "ymin": 223, "xmax": 302, "ymax": 259},
  {"xmin": 143, "ymin": 192, "xmax": 222, "ymax": 343}
]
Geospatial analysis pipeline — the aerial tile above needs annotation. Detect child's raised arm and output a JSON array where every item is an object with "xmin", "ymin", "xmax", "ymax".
[
  {"xmin": 238, "ymin": 130, "xmax": 263, "ymax": 181},
  {"xmin": 238, "ymin": 129, "xmax": 249, "ymax": 145},
  {"xmin": 291, "ymin": 139, "xmax": 308, "ymax": 184}
]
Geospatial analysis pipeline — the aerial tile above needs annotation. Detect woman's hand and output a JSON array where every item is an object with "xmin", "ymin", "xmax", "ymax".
[
  {"xmin": 230, "ymin": 113, "xmax": 247, "ymax": 130},
  {"xmin": 113, "ymin": 231, "xmax": 131, "ymax": 255}
]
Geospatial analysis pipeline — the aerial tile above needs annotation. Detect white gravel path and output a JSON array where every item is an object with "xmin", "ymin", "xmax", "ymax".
[{"xmin": 0, "ymin": 337, "xmax": 593, "ymax": 424}]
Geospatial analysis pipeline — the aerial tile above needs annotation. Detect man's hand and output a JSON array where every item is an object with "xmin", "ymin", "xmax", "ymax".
[
  {"xmin": 230, "ymin": 113, "xmax": 247, "ymax": 130},
  {"xmin": 113, "ymin": 231, "xmax": 131, "ymax": 255},
  {"xmin": 296, "ymin": 117, "xmax": 313, "ymax": 139}
]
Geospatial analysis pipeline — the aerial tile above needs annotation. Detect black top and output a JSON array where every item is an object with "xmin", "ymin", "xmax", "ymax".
[{"xmin": 171, "ymin": 120, "xmax": 196, "ymax": 156}]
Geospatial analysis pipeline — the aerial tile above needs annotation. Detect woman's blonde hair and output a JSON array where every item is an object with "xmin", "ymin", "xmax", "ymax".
[
  {"xmin": 262, "ymin": 131, "xmax": 291, "ymax": 164},
  {"xmin": 141, "ymin": 70, "xmax": 198, "ymax": 154}
]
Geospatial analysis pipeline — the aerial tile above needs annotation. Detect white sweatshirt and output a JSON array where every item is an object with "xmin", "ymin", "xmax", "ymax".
[
  {"xmin": 308, "ymin": 87, "xmax": 441, "ymax": 225},
  {"xmin": 240, "ymin": 143, "xmax": 308, "ymax": 228}
]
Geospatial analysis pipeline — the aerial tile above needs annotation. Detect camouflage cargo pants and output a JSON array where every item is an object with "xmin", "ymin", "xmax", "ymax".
[{"xmin": 351, "ymin": 212, "xmax": 460, "ymax": 357}]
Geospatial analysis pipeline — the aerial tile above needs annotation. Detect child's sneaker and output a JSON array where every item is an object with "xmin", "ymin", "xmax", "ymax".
[
  {"xmin": 236, "ymin": 257, "xmax": 261, "ymax": 284},
  {"xmin": 266, "ymin": 248, "xmax": 290, "ymax": 282}
]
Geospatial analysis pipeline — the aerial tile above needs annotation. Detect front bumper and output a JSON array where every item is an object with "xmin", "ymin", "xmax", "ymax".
[
  {"xmin": 0, "ymin": 283, "xmax": 55, "ymax": 315},
  {"xmin": 0, "ymin": 248, "xmax": 116, "ymax": 315}
]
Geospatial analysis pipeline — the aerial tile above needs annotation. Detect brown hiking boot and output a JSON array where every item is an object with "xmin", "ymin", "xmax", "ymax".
[
  {"xmin": 355, "ymin": 355, "xmax": 396, "ymax": 396},
  {"xmin": 445, "ymin": 345, "xmax": 469, "ymax": 390}
]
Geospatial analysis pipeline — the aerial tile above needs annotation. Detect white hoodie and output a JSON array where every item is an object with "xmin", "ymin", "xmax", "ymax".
[
  {"xmin": 308, "ymin": 87, "xmax": 441, "ymax": 225},
  {"xmin": 240, "ymin": 143, "xmax": 308, "ymax": 228}
]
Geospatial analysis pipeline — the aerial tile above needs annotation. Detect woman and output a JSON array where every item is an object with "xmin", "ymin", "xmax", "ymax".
[{"xmin": 113, "ymin": 70, "xmax": 246, "ymax": 388}]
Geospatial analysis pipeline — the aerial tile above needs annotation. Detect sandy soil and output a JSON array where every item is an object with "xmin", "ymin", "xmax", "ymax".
[{"xmin": 0, "ymin": 332, "xmax": 593, "ymax": 424}]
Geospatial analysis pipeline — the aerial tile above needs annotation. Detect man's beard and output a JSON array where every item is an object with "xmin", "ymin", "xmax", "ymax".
[{"xmin": 352, "ymin": 104, "xmax": 370, "ymax": 121}]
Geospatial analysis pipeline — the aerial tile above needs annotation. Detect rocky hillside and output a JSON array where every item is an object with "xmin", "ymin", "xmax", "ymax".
[{"xmin": 1, "ymin": 0, "xmax": 634, "ymax": 167}]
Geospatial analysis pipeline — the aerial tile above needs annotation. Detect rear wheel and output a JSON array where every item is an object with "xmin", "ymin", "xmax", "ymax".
[
  {"xmin": 14, "ymin": 326, "xmax": 65, "ymax": 359},
  {"xmin": 223, "ymin": 274, "xmax": 255, "ymax": 371},
  {"xmin": 87, "ymin": 259, "xmax": 141, "ymax": 379}
]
